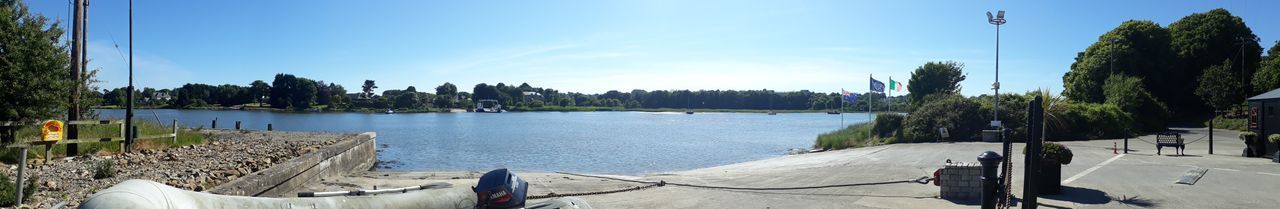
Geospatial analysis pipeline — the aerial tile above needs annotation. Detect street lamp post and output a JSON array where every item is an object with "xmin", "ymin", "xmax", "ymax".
[
  {"xmin": 985, "ymin": 10, "xmax": 1008, "ymax": 208},
  {"xmin": 987, "ymin": 11, "xmax": 1006, "ymax": 129}
]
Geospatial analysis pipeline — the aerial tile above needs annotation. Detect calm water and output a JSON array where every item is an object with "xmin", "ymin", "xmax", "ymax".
[{"xmin": 96, "ymin": 109, "xmax": 870, "ymax": 175}]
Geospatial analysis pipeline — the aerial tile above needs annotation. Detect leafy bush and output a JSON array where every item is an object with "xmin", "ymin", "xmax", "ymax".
[
  {"xmin": 1206, "ymin": 115, "xmax": 1248, "ymax": 131},
  {"xmin": 1104, "ymin": 75, "xmax": 1171, "ymax": 131},
  {"xmin": 1270, "ymin": 134, "xmax": 1280, "ymax": 144},
  {"xmin": 1026, "ymin": 142, "xmax": 1074, "ymax": 165},
  {"xmin": 872, "ymin": 113, "xmax": 905, "ymax": 138},
  {"xmin": 903, "ymin": 95, "xmax": 987, "ymax": 142},
  {"xmin": 93, "ymin": 159, "xmax": 117, "ymax": 179},
  {"xmin": 0, "ymin": 174, "xmax": 37, "ymax": 207},
  {"xmin": 1045, "ymin": 102, "xmax": 1136, "ymax": 140},
  {"xmin": 1240, "ymin": 132, "xmax": 1258, "ymax": 141}
]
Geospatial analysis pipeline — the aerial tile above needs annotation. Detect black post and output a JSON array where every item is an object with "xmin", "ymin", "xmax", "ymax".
[
  {"xmin": 235, "ymin": 121, "xmax": 241, "ymax": 130},
  {"xmin": 129, "ymin": 126, "xmax": 139, "ymax": 153},
  {"xmin": 212, "ymin": 118, "xmax": 217, "ymax": 129},
  {"xmin": 267, "ymin": 124, "xmax": 273, "ymax": 131},
  {"xmin": 979, "ymin": 151, "xmax": 1003, "ymax": 209},
  {"xmin": 1209, "ymin": 115, "xmax": 1215, "ymax": 155},
  {"xmin": 1023, "ymin": 96, "xmax": 1044, "ymax": 209}
]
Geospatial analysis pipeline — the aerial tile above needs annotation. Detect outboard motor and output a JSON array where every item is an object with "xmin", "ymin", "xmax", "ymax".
[{"xmin": 474, "ymin": 168, "xmax": 529, "ymax": 209}]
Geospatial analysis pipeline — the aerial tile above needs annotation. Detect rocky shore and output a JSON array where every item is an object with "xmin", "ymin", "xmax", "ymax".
[{"xmin": 2, "ymin": 129, "xmax": 355, "ymax": 208}]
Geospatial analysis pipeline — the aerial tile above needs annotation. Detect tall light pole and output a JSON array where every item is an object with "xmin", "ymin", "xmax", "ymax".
[
  {"xmin": 987, "ymin": 11, "xmax": 1006, "ymax": 129},
  {"xmin": 985, "ymin": 10, "xmax": 1009, "ymax": 209}
]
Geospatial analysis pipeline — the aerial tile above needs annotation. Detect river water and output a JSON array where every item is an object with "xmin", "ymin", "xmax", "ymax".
[{"xmin": 96, "ymin": 109, "xmax": 871, "ymax": 175}]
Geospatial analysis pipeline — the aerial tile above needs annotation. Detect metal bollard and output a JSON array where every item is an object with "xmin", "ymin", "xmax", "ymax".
[
  {"xmin": 267, "ymin": 124, "xmax": 273, "ymax": 131},
  {"xmin": 978, "ymin": 151, "xmax": 1003, "ymax": 209},
  {"xmin": 212, "ymin": 118, "xmax": 218, "ymax": 129},
  {"xmin": 235, "ymin": 121, "xmax": 241, "ymax": 130}
]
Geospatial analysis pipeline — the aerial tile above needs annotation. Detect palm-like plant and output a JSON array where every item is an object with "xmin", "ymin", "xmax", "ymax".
[{"xmin": 1031, "ymin": 88, "xmax": 1071, "ymax": 140}]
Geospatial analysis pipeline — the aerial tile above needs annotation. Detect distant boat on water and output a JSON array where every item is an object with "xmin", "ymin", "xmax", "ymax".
[
  {"xmin": 475, "ymin": 99, "xmax": 505, "ymax": 113},
  {"xmin": 384, "ymin": 109, "xmax": 395, "ymax": 114},
  {"xmin": 826, "ymin": 110, "xmax": 840, "ymax": 114}
]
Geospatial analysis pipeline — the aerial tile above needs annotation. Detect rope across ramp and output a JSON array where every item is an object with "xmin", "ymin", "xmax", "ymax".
[{"xmin": 532, "ymin": 172, "xmax": 920, "ymax": 199}]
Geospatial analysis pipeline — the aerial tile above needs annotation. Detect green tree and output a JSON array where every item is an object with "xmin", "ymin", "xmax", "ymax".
[
  {"xmin": 249, "ymin": 80, "xmax": 270, "ymax": 106},
  {"xmin": 906, "ymin": 61, "xmax": 966, "ymax": 106},
  {"xmin": 1062, "ymin": 20, "xmax": 1175, "ymax": 103},
  {"xmin": 433, "ymin": 83, "xmax": 458, "ymax": 108},
  {"xmin": 269, "ymin": 74, "xmax": 317, "ymax": 110},
  {"xmin": 1252, "ymin": 41, "xmax": 1280, "ymax": 92},
  {"xmin": 361, "ymin": 80, "xmax": 377, "ymax": 99},
  {"xmin": 0, "ymin": 0, "xmax": 72, "ymax": 122},
  {"xmin": 1104, "ymin": 75, "xmax": 1170, "ymax": 131},
  {"xmin": 1170, "ymin": 8, "xmax": 1262, "ymax": 114},
  {"xmin": 1196, "ymin": 59, "xmax": 1243, "ymax": 111},
  {"xmin": 394, "ymin": 92, "xmax": 419, "ymax": 109}
]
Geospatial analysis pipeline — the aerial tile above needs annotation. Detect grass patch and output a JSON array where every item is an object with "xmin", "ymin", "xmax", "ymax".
[
  {"xmin": 814, "ymin": 123, "xmax": 892, "ymax": 150},
  {"xmin": 0, "ymin": 121, "xmax": 205, "ymax": 164}
]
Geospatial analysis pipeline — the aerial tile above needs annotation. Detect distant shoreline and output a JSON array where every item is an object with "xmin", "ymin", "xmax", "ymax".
[{"xmin": 93, "ymin": 106, "xmax": 890, "ymax": 114}]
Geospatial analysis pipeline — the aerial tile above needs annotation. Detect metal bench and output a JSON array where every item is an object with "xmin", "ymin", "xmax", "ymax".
[{"xmin": 1155, "ymin": 132, "xmax": 1185, "ymax": 155}]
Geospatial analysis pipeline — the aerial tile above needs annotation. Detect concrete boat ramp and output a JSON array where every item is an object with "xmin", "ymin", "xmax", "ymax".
[{"xmin": 289, "ymin": 128, "xmax": 1280, "ymax": 208}]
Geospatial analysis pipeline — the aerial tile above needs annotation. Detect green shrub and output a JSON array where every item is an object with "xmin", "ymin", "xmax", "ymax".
[
  {"xmin": 903, "ymin": 95, "xmax": 987, "ymax": 142},
  {"xmin": 872, "ymin": 113, "xmax": 905, "ymax": 138},
  {"xmin": 0, "ymin": 174, "xmax": 37, "ymax": 207},
  {"xmin": 92, "ymin": 159, "xmax": 117, "ymax": 179},
  {"xmin": 1270, "ymin": 134, "xmax": 1280, "ymax": 144},
  {"xmin": 1025, "ymin": 142, "xmax": 1074, "ymax": 165},
  {"xmin": 1103, "ymin": 75, "xmax": 1171, "ymax": 131},
  {"xmin": 1206, "ymin": 115, "xmax": 1248, "ymax": 131},
  {"xmin": 1240, "ymin": 132, "xmax": 1258, "ymax": 141},
  {"xmin": 1045, "ymin": 102, "xmax": 1136, "ymax": 140}
]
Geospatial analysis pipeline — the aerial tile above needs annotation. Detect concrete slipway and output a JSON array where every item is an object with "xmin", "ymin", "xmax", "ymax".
[{"xmin": 293, "ymin": 128, "xmax": 1280, "ymax": 209}]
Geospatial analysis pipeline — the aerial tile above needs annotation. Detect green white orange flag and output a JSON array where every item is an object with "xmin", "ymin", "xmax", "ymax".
[{"xmin": 889, "ymin": 79, "xmax": 905, "ymax": 92}]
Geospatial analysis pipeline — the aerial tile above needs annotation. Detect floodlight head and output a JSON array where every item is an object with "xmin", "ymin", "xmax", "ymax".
[
  {"xmin": 987, "ymin": 12, "xmax": 994, "ymax": 22},
  {"xmin": 997, "ymin": 11, "xmax": 1005, "ymax": 19}
]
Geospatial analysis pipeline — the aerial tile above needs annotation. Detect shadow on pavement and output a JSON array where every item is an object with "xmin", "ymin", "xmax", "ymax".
[
  {"xmin": 1041, "ymin": 186, "xmax": 1109, "ymax": 204},
  {"xmin": 942, "ymin": 197, "xmax": 979, "ymax": 206},
  {"xmin": 1115, "ymin": 195, "xmax": 1158, "ymax": 208}
]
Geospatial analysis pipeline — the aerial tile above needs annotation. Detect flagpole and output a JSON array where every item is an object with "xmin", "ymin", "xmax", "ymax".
[
  {"xmin": 888, "ymin": 76, "xmax": 892, "ymax": 113},
  {"xmin": 840, "ymin": 89, "xmax": 845, "ymax": 128}
]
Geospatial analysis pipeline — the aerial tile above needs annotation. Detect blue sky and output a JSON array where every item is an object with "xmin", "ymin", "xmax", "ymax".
[{"xmin": 25, "ymin": 0, "xmax": 1280, "ymax": 96}]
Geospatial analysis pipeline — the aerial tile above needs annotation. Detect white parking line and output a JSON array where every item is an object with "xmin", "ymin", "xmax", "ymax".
[
  {"xmin": 1258, "ymin": 172, "xmax": 1280, "ymax": 177},
  {"xmin": 1062, "ymin": 154, "xmax": 1125, "ymax": 185},
  {"xmin": 1211, "ymin": 168, "xmax": 1240, "ymax": 172}
]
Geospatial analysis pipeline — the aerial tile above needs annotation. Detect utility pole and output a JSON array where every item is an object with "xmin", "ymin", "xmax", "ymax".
[
  {"xmin": 68, "ymin": 0, "xmax": 87, "ymax": 156},
  {"xmin": 125, "ymin": 0, "xmax": 135, "ymax": 152}
]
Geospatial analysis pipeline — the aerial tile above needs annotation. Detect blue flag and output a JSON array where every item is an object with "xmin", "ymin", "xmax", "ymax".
[
  {"xmin": 870, "ymin": 77, "xmax": 885, "ymax": 93},
  {"xmin": 842, "ymin": 90, "xmax": 858, "ymax": 103}
]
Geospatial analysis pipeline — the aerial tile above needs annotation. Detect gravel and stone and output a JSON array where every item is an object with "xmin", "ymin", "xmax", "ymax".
[{"xmin": 0, "ymin": 129, "xmax": 354, "ymax": 209}]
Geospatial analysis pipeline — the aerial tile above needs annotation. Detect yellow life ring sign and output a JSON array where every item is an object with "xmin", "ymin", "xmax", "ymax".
[{"xmin": 41, "ymin": 120, "xmax": 65, "ymax": 141}]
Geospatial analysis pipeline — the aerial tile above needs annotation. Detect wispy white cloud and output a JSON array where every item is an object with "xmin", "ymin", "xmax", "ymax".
[{"xmin": 86, "ymin": 41, "xmax": 195, "ymax": 89}]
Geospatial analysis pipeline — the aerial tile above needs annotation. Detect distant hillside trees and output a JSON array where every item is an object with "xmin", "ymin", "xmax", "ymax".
[{"xmin": 270, "ymin": 74, "xmax": 318, "ymax": 110}]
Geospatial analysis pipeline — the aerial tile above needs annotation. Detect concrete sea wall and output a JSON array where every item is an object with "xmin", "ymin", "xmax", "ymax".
[{"xmin": 210, "ymin": 132, "xmax": 377, "ymax": 197}]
